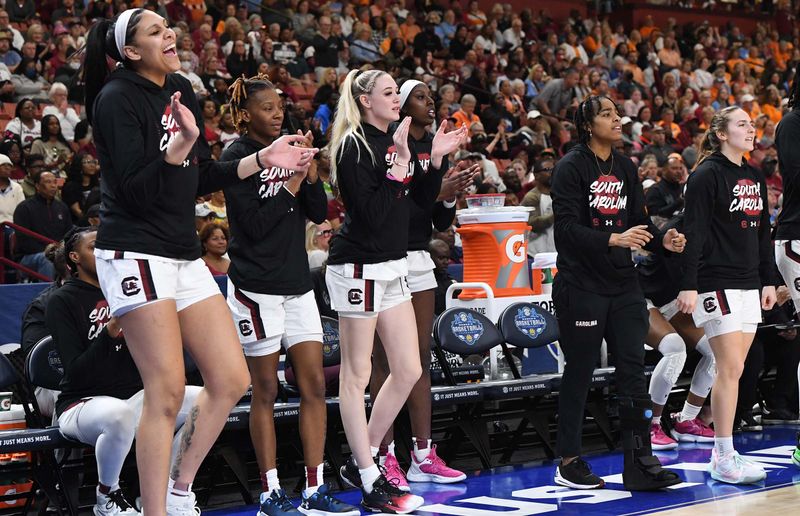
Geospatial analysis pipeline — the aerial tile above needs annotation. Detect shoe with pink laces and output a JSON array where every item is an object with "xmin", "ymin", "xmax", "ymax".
[
  {"xmin": 382, "ymin": 452, "xmax": 411, "ymax": 492},
  {"xmin": 406, "ymin": 445, "xmax": 467, "ymax": 483},
  {"xmin": 671, "ymin": 414, "xmax": 715, "ymax": 443},
  {"xmin": 650, "ymin": 423, "xmax": 678, "ymax": 450}
]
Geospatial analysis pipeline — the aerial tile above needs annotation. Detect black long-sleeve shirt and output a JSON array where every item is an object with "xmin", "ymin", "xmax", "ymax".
[
  {"xmin": 551, "ymin": 143, "xmax": 662, "ymax": 295},
  {"xmin": 221, "ymin": 136, "xmax": 327, "ymax": 295},
  {"xmin": 678, "ymin": 152, "xmax": 779, "ymax": 292},
  {"xmin": 12, "ymin": 195, "xmax": 72, "ymax": 256},
  {"xmin": 93, "ymin": 69, "xmax": 242, "ymax": 259},
  {"xmin": 408, "ymin": 132, "xmax": 452, "ymax": 251},
  {"xmin": 645, "ymin": 178, "xmax": 683, "ymax": 219},
  {"xmin": 776, "ymin": 108, "xmax": 800, "ymax": 240},
  {"xmin": 328, "ymin": 124, "xmax": 438, "ymax": 265},
  {"xmin": 638, "ymin": 214, "xmax": 684, "ymax": 306},
  {"xmin": 45, "ymin": 279, "xmax": 143, "ymax": 417}
]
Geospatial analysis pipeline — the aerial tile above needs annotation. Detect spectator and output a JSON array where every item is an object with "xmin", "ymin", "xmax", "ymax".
[
  {"xmin": 61, "ymin": 152, "xmax": 100, "ymax": 223},
  {"xmin": 0, "ymin": 138, "xmax": 24, "ymax": 180},
  {"xmin": 0, "ymin": 10, "xmax": 22, "ymax": 50},
  {"xmin": 305, "ymin": 220, "xmax": 332, "ymax": 269},
  {"xmin": 5, "ymin": 98, "xmax": 41, "ymax": 148},
  {"xmin": 326, "ymin": 184, "xmax": 345, "ymax": 230},
  {"xmin": 522, "ymin": 158, "xmax": 556, "ymax": 256},
  {"xmin": 217, "ymin": 109, "xmax": 239, "ymax": 149},
  {"xmin": 42, "ymin": 83, "xmax": 81, "ymax": 142},
  {"xmin": 30, "ymin": 115, "xmax": 73, "ymax": 177},
  {"xmin": 351, "ymin": 23, "xmax": 381, "ymax": 65},
  {"xmin": 637, "ymin": 154, "xmax": 659, "ymax": 183},
  {"xmin": 166, "ymin": 0, "xmax": 192, "ymax": 25},
  {"xmin": 646, "ymin": 155, "xmax": 685, "ymax": 228},
  {"xmin": 312, "ymin": 68, "xmax": 338, "ymax": 111},
  {"xmin": 292, "ymin": 0, "xmax": 317, "ymax": 43},
  {"xmin": 0, "ymin": 30, "xmax": 21, "ymax": 73},
  {"xmin": 641, "ymin": 126, "xmax": 675, "ymax": 166},
  {"xmin": 11, "ymin": 58, "xmax": 49, "ymax": 102},
  {"xmin": 436, "ymin": 10, "xmax": 457, "ymax": 47},
  {"xmin": 203, "ymin": 190, "xmax": 227, "ymax": 221},
  {"xmin": 176, "ymin": 50, "xmax": 208, "ymax": 97},
  {"xmin": 47, "ymin": 34, "xmax": 73, "ymax": 81},
  {"xmin": 430, "ymin": 238, "xmax": 456, "ymax": 316},
  {"xmin": 0, "ymin": 153, "xmax": 23, "ymax": 223},
  {"xmin": 452, "ymin": 94, "xmax": 481, "ymax": 131},
  {"xmin": 313, "ymin": 91, "xmax": 339, "ymax": 135},
  {"xmin": 199, "ymin": 221, "xmax": 230, "ymax": 275},
  {"xmin": 20, "ymin": 153, "xmax": 44, "ymax": 198},
  {"xmin": 13, "ymin": 170, "xmax": 72, "ymax": 279},
  {"xmin": 312, "ymin": 16, "xmax": 345, "ymax": 73},
  {"xmin": 200, "ymin": 98, "xmax": 220, "ymax": 144},
  {"xmin": 6, "ymin": 0, "xmax": 35, "ymax": 24},
  {"xmin": 536, "ymin": 67, "xmax": 579, "ymax": 118}
]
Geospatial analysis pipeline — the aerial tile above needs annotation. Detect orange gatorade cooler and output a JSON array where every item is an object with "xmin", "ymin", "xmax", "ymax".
[{"xmin": 456, "ymin": 206, "xmax": 535, "ymax": 299}]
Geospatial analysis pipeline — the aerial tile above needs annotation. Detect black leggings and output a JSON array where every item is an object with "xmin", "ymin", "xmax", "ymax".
[{"xmin": 553, "ymin": 275, "xmax": 650, "ymax": 457}]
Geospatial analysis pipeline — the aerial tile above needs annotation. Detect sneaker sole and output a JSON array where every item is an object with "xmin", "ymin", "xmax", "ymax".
[
  {"xmin": 406, "ymin": 471, "xmax": 467, "ymax": 483},
  {"xmin": 792, "ymin": 452, "xmax": 800, "ymax": 468},
  {"xmin": 652, "ymin": 441, "xmax": 679, "ymax": 451},
  {"xmin": 670, "ymin": 430, "xmax": 715, "ymax": 443},
  {"xmin": 709, "ymin": 469, "xmax": 766, "ymax": 484},
  {"xmin": 361, "ymin": 497, "xmax": 424, "ymax": 515},
  {"xmin": 298, "ymin": 507, "xmax": 360, "ymax": 516},
  {"xmin": 762, "ymin": 419, "xmax": 800, "ymax": 425},
  {"xmin": 554, "ymin": 471, "xmax": 605, "ymax": 490}
]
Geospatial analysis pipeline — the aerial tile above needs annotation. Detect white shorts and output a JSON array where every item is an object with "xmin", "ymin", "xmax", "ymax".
[
  {"xmin": 776, "ymin": 240, "xmax": 800, "ymax": 307},
  {"xmin": 645, "ymin": 298, "xmax": 681, "ymax": 322},
  {"xmin": 226, "ymin": 283, "xmax": 323, "ymax": 357},
  {"xmin": 95, "ymin": 249, "xmax": 221, "ymax": 317},
  {"xmin": 692, "ymin": 289, "xmax": 761, "ymax": 339},
  {"xmin": 406, "ymin": 250, "xmax": 437, "ymax": 293},
  {"xmin": 326, "ymin": 259, "xmax": 411, "ymax": 318}
]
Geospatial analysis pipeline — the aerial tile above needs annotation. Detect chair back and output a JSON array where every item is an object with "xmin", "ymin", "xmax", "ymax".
[
  {"xmin": 497, "ymin": 302, "xmax": 559, "ymax": 349},
  {"xmin": 320, "ymin": 316, "xmax": 342, "ymax": 368},
  {"xmin": 434, "ymin": 308, "xmax": 504, "ymax": 356},
  {"xmin": 25, "ymin": 336, "xmax": 63, "ymax": 391}
]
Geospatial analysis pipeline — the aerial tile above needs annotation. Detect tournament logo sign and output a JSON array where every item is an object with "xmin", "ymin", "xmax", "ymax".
[
  {"xmin": 322, "ymin": 320, "xmax": 340, "ymax": 358},
  {"xmin": 48, "ymin": 350, "xmax": 63, "ymax": 376},
  {"xmin": 450, "ymin": 312, "xmax": 484, "ymax": 346},
  {"xmin": 514, "ymin": 306, "xmax": 547, "ymax": 341}
]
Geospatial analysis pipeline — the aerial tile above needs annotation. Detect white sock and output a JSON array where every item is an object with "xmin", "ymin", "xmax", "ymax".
[
  {"xmin": 652, "ymin": 415, "xmax": 661, "ymax": 426},
  {"xmin": 680, "ymin": 401, "xmax": 703, "ymax": 422},
  {"xmin": 303, "ymin": 463, "xmax": 324, "ymax": 498},
  {"xmin": 168, "ymin": 477, "xmax": 191, "ymax": 497},
  {"xmin": 359, "ymin": 464, "xmax": 380, "ymax": 493},
  {"xmin": 714, "ymin": 436, "xmax": 734, "ymax": 458},
  {"xmin": 266, "ymin": 469, "xmax": 280, "ymax": 494},
  {"xmin": 413, "ymin": 438, "xmax": 432, "ymax": 462},
  {"xmin": 370, "ymin": 445, "xmax": 380, "ymax": 459},
  {"xmin": 387, "ymin": 441, "xmax": 396, "ymax": 457}
]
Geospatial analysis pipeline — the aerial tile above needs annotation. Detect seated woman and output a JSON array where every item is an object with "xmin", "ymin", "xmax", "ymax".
[
  {"xmin": 45, "ymin": 228, "xmax": 201, "ymax": 516},
  {"xmin": 199, "ymin": 221, "xmax": 230, "ymax": 275},
  {"xmin": 305, "ymin": 220, "xmax": 332, "ymax": 269}
]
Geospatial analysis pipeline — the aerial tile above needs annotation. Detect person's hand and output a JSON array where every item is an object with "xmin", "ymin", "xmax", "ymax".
[
  {"xmin": 431, "ymin": 120, "xmax": 467, "ymax": 167},
  {"xmin": 662, "ymin": 228, "xmax": 686, "ymax": 253},
  {"xmin": 392, "ymin": 116, "xmax": 412, "ymax": 164},
  {"xmin": 438, "ymin": 162, "xmax": 481, "ymax": 201},
  {"xmin": 677, "ymin": 290, "xmax": 698, "ymax": 314},
  {"xmin": 762, "ymin": 285, "xmax": 777, "ymax": 311},
  {"xmin": 170, "ymin": 91, "xmax": 200, "ymax": 141},
  {"xmin": 608, "ymin": 225, "xmax": 653, "ymax": 249},
  {"xmin": 260, "ymin": 134, "xmax": 318, "ymax": 171},
  {"xmin": 285, "ymin": 166, "xmax": 309, "ymax": 195},
  {"xmin": 295, "ymin": 129, "xmax": 318, "ymax": 182},
  {"xmin": 776, "ymin": 285, "xmax": 792, "ymax": 306},
  {"xmin": 106, "ymin": 317, "xmax": 123, "ymax": 339}
]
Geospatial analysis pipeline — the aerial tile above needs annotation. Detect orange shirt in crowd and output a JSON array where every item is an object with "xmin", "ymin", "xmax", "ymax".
[
  {"xmin": 453, "ymin": 110, "xmax": 481, "ymax": 132},
  {"xmin": 761, "ymin": 103, "xmax": 783, "ymax": 124}
]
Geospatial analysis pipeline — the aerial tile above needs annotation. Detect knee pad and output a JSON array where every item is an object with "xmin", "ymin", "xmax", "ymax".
[
  {"xmin": 656, "ymin": 333, "xmax": 687, "ymax": 385},
  {"xmin": 690, "ymin": 335, "xmax": 716, "ymax": 397}
]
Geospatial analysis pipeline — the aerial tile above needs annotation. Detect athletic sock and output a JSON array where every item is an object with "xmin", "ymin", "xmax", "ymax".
[
  {"xmin": 714, "ymin": 436, "xmax": 734, "ymax": 459},
  {"xmin": 303, "ymin": 464, "xmax": 324, "ymax": 498},
  {"xmin": 651, "ymin": 415, "xmax": 661, "ymax": 427},
  {"xmin": 412, "ymin": 437, "xmax": 431, "ymax": 462},
  {"xmin": 359, "ymin": 464, "xmax": 380, "ymax": 493},
  {"xmin": 168, "ymin": 477, "xmax": 191, "ymax": 498},
  {"xmin": 264, "ymin": 469, "xmax": 280, "ymax": 495},
  {"xmin": 680, "ymin": 401, "xmax": 703, "ymax": 422}
]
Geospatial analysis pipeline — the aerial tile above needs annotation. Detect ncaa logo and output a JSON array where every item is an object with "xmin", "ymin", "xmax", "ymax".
[
  {"xmin": 505, "ymin": 234, "xmax": 526, "ymax": 264},
  {"xmin": 703, "ymin": 296, "xmax": 717, "ymax": 313},
  {"xmin": 121, "ymin": 276, "xmax": 141, "ymax": 297},
  {"xmin": 348, "ymin": 289, "xmax": 363, "ymax": 305},
  {"xmin": 239, "ymin": 320, "xmax": 253, "ymax": 337}
]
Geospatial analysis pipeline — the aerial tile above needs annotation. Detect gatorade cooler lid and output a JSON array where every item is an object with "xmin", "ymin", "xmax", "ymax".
[
  {"xmin": 0, "ymin": 405, "xmax": 25, "ymax": 423},
  {"xmin": 456, "ymin": 206, "xmax": 533, "ymax": 225}
]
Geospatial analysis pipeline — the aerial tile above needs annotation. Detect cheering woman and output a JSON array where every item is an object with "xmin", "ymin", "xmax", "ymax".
[{"xmin": 83, "ymin": 9, "xmax": 315, "ymax": 516}]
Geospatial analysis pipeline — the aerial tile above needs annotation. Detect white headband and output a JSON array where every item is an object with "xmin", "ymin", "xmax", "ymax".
[
  {"xmin": 399, "ymin": 80, "xmax": 424, "ymax": 110},
  {"xmin": 114, "ymin": 9, "xmax": 139, "ymax": 60}
]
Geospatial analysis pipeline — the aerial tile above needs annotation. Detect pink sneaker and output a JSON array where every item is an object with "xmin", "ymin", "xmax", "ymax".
[
  {"xmin": 383, "ymin": 452, "xmax": 411, "ymax": 492},
  {"xmin": 671, "ymin": 414, "xmax": 715, "ymax": 443},
  {"xmin": 406, "ymin": 444, "xmax": 467, "ymax": 483},
  {"xmin": 650, "ymin": 423, "xmax": 678, "ymax": 450}
]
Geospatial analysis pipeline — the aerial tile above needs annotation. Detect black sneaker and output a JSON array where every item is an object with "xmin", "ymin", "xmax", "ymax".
[
  {"xmin": 361, "ymin": 475, "xmax": 423, "ymax": 514},
  {"xmin": 554, "ymin": 457, "xmax": 605, "ymax": 490},
  {"xmin": 761, "ymin": 408, "xmax": 800, "ymax": 425},
  {"xmin": 734, "ymin": 412, "xmax": 763, "ymax": 433},
  {"xmin": 339, "ymin": 456, "xmax": 362, "ymax": 489}
]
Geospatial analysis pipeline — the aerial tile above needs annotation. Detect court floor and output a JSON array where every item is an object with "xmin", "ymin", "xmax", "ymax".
[{"xmin": 207, "ymin": 426, "xmax": 800, "ymax": 515}]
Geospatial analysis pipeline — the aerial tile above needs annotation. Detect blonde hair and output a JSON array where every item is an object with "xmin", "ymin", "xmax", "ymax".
[
  {"xmin": 693, "ymin": 105, "xmax": 742, "ymax": 171},
  {"xmin": 328, "ymin": 69, "xmax": 388, "ymax": 185},
  {"xmin": 305, "ymin": 220, "xmax": 330, "ymax": 251}
]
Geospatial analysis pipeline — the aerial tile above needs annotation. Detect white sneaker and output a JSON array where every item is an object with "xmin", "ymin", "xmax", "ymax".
[
  {"xmin": 94, "ymin": 488, "xmax": 140, "ymax": 516},
  {"xmin": 708, "ymin": 449, "xmax": 766, "ymax": 484},
  {"xmin": 166, "ymin": 491, "xmax": 201, "ymax": 516}
]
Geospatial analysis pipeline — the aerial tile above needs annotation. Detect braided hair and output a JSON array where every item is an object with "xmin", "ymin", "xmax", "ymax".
[
  {"xmin": 63, "ymin": 226, "xmax": 98, "ymax": 276},
  {"xmin": 226, "ymin": 73, "xmax": 277, "ymax": 134},
  {"xmin": 574, "ymin": 94, "xmax": 618, "ymax": 144}
]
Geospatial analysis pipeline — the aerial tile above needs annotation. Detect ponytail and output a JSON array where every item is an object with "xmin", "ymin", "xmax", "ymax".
[
  {"xmin": 692, "ymin": 105, "xmax": 740, "ymax": 171},
  {"xmin": 328, "ymin": 69, "xmax": 387, "ymax": 185},
  {"xmin": 83, "ymin": 9, "xmax": 144, "ymax": 123}
]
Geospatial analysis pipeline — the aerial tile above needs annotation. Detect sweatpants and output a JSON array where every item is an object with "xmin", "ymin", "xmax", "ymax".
[{"xmin": 553, "ymin": 275, "xmax": 649, "ymax": 457}]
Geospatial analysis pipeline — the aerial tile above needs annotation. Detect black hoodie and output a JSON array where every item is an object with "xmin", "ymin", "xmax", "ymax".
[
  {"xmin": 775, "ymin": 107, "xmax": 800, "ymax": 240},
  {"xmin": 45, "ymin": 279, "xmax": 143, "ymax": 417},
  {"xmin": 328, "ymin": 123, "xmax": 440, "ymax": 265},
  {"xmin": 551, "ymin": 143, "xmax": 662, "ymax": 295},
  {"xmin": 221, "ymin": 136, "xmax": 327, "ymax": 295},
  {"xmin": 679, "ymin": 152, "xmax": 779, "ymax": 292},
  {"xmin": 638, "ymin": 214, "xmax": 684, "ymax": 306},
  {"xmin": 92, "ymin": 69, "xmax": 242, "ymax": 259},
  {"xmin": 408, "ymin": 132, "xmax": 453, "ymax": 251}
]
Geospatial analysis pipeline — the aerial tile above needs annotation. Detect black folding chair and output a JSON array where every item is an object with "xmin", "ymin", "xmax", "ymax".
[{"xmin": 0, "ymin": 340, "xmax": 75, "ymax": 516}]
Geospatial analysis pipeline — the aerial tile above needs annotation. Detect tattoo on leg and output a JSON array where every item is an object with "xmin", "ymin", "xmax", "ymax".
[{"xmin": 171, "ymin": 405, "xmax": 199, "ymax": 481}]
